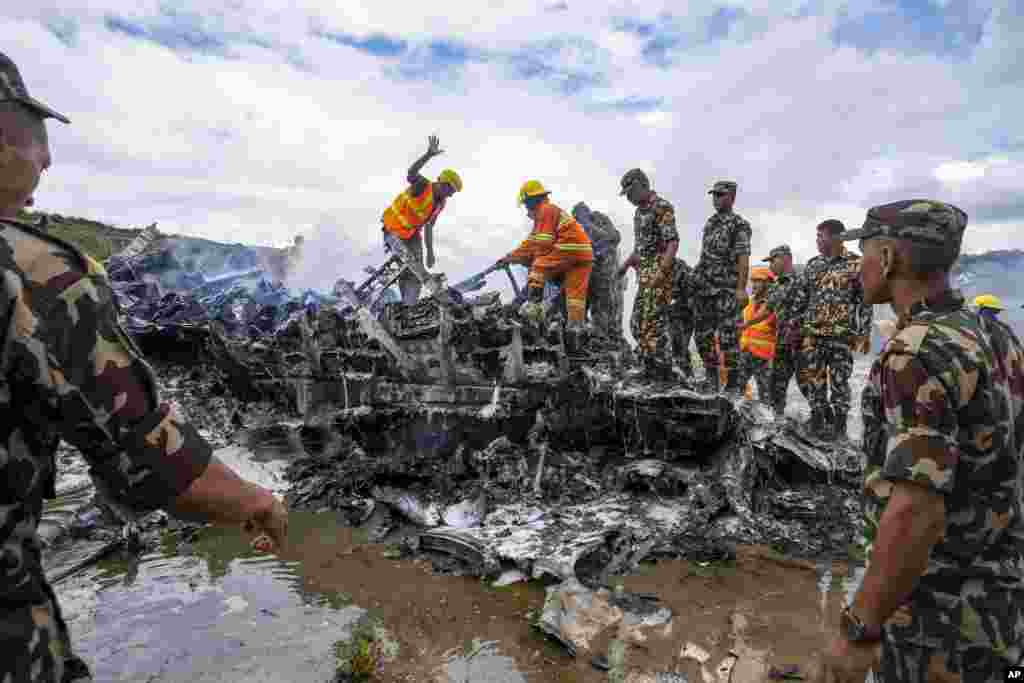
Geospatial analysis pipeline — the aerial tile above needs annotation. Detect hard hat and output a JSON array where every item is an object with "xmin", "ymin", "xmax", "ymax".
[
  {"xmin": 437, "ymin": 168, "xmax": 462, "ymax": 192},
  {"xmin": 749, "ymin": 266, "xmax": 774, "ymax": 281},
  {"xmin": 619, "ymin": 168, "xmax": 650, "ymax": 195},
  {"xmin": 517, "ymin": 180, "xmax": 549, "ymax": 205},
  {"xmin": 974, "ymin": 294, "xmax": 1003, "ymax": 311}
]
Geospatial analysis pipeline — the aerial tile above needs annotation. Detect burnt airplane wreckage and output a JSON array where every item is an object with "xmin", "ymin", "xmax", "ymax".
[{"xmin": 104, "ymin": 227, "xmax": 865, "ymax": 587}]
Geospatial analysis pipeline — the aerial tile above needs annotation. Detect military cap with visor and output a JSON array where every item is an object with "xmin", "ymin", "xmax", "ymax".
[
  {"xmin": 762, "ymin": 244, "xmax": 792, "ymax": 262},
  {"xmin": 0, "ymin": 51, "xmax": 70, "ymax": 124},
  {"xmin": 708, "ymin": 180, "xmax": 737, "ymax": 195},
  {"xmin": 619, "ymin": 168, "xmax": 650, "ymax": 195},
  {"xmin": 839, "ymin": 200, "xmax": 967, "ymax": 247}
]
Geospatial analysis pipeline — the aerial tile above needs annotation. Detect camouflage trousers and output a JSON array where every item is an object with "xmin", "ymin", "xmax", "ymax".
[
  {"xmin": 630, "ymin": 257, "xmax": 672, "ymax": 365},
  {"xmin": 876, "ymin": 639, "xmax": 1023, "ymax": 683},
  {"xmin": 693, "ymin": 290, "xmax": 741, "ymax": 375},
  {"xmin": 740, "ymin": 352, "xmax": 772, "ymax": 403},
  {"xmin": 0, "ymin": 590, "xmax": 81, "ymax": 683},
  {"xmin": 669, "ymin": 309, "xmax": 695, "ymax": 377},
  {"xmin": 795, "ymin": 335, "xmax": 853, "ymax": 416},
  {"xmin": 669, "ymin": 273, "xmax": 694, "ymax": 376},
  {"xmin": 587, "ymin": 253, "xmax": 622, "ymax": 343},
  {"xmin": 770, "ymin": 342, "xmax": 797, "ymax": 413}
]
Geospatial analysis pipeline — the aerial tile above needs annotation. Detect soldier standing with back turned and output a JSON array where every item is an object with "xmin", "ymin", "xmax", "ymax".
[{"xmin": 693, "ymin": 180, "xmax": 752, "ymax": 394}]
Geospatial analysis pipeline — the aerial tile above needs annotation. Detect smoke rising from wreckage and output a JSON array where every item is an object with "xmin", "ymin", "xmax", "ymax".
[{"xmin": 102, "ymin": 225, "xmax": 864, "ymax": 591}]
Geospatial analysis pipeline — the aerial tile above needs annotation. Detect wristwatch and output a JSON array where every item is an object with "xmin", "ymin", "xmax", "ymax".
[{"xmin": 840, "ymin": 605, "xmax": 882, "ymax": 642}]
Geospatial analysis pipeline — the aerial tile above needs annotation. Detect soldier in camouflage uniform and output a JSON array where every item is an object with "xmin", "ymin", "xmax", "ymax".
[
  {"xmin": 816, "ymin": 199, "xmax": 1024, "ymax": 683},
  {"xmin": 788, "ymin": 220, "xmax": 872, "ymax": 440},
  {"xmin": 692, "ymin": 180, "xmax": 752, "ymax": 393},
  {"xmin": 572, "ymin": 202, "xmax": 624, "ymax": 349},
  {"xmin": 0, "ymin": 52, "xmax": 288, "ymax": 683},
  {"xmin": 618, "ymin": 169, "xmax": 679, "ymax": 380},
  {"xmin": 742, "ymin": 245, "xmax": 800, "ymax": 416},
  {"xmin": 669, "ymin": 257, "xmax": 696, "ymax": 378}
]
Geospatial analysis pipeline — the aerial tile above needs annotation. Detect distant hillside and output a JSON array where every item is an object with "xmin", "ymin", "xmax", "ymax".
[
  {"xmin": 16, "ymin": 209, "xmax": 141, "ymax": 260},
  {"xmin": 15, "ymin": 210, "xmax": 289, "ymax": 280}
]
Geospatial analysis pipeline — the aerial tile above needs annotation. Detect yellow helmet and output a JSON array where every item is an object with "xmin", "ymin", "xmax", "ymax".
[
  {"xmin": 517, "ymin": 179, "xmax": 549, "ymax": 205},
  {"xmin": 437, "ymin": 168, "xmax": 462, "ymax": 192},
  {"xmin": 974, "ymin": 294, "xmax": 1004, "ymax": 311}
]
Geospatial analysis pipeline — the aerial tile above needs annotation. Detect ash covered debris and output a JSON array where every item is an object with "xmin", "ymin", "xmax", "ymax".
[{"xmin": 102, "ymin": 231, "xmax": 864, "ymax": 587}]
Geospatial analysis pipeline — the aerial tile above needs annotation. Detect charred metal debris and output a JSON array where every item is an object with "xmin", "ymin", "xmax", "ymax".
[{"xmin": 104, "ymin": 229, "xmax": 865, "ymax": 585}]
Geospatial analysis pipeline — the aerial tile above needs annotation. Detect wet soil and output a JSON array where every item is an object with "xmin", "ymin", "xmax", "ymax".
[{"xmin": 285, "ymin": 521, "xmax": 854, "ymax": 683}]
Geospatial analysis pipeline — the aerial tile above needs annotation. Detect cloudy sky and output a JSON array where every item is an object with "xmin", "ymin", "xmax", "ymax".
[{"xmin": 5, "ymin": 0, "xmax": 1022, "ymax": 292}]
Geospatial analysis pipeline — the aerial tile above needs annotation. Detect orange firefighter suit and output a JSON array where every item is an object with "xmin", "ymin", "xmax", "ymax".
[{"xmin": 504, "ymin": 200, "xmax": 593, "ymax": 322}]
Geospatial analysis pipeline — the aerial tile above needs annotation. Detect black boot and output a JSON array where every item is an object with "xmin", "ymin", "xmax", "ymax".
[
  {"xmin": 832, "ymin": 409, "xmax": 848, "ymax": 441},
  {"xmin": 807, "ymin": 408, "xmax": 823, "ymax": 437},
  {"xmin": 699, "ymin": 368, "xmax": 720, "ymax": 394},
  {"xmin": 818, "ymin": 405, "xmax": 837, "ymax": 441},
  {"xmin": 724, "ymin": 366, "xmax": 743, "ymax": 397}
]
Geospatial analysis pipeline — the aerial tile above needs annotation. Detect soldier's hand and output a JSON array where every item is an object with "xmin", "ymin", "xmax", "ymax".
[
  {"xmin": 427, "ymin": 135, "xmax": 443, "ymax": 157},
  {"xmin": 242, "ymin": 491, "xmax": 288, "ymax": 553},
  {"xmin": 853, "ymin": 336, "xmax": 871, "ymax": 354}
]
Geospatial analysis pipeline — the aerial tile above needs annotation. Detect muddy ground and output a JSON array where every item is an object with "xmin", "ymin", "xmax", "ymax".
[{"xmin": 280, "ymin": 520, "xmax": 853, "ymax": 683}]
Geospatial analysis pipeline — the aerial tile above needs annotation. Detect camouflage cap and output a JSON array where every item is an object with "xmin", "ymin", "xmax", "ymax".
[
  {"xmin": 0, "ymin": 52, "xmax": 69, "ymax": 124},
  {"xmin": 708, "ymin": 180, "xmax": 737, "ymax": 195},
  {"xmin": 619, "ymin": 168, "xmax": 650, "ymax": 195},
  {"xmin": 839, "ymin": 200, "xmax": 967, "ymax": 247},
  {"xmin": 761, "ymin": 244, "xmax": 792, "ymax": 262}
]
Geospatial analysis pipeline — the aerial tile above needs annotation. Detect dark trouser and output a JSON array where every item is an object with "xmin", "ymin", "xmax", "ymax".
[
  {"xmin": 693, "ymin": 290, "xmax": 741, "ymax": 379},
  {"xmin": 740, "ymin": 352, "xmax": 772, "ymax": 403},
  {"xmin": 587, "ymin": 254, "xmax": 619, "ymax": 341},
  {"xmin": 795, "ymin": 335, "xmax": 853, "ymax": 417},
  {"xmin": 382, "ymin": 230, "xmax": 426, "ymax": 306},
  {"xmin": 770, "ymin": 342, "xmax": 796, "ymax": 413}
]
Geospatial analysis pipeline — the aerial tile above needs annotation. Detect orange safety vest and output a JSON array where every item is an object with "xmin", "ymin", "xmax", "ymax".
[
  {"xmin": 382, "ymin": 183, "xmax": 445, "ymax": 240},
  {"xmin": 740, "ymin": 301, "xmax": 776, "ymax": 360}
]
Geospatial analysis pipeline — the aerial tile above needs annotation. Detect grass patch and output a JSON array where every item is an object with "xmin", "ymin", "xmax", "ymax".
[
  {"xmin": 332, "ymin": 615, "xmax": 399, "ymax": 682},
  {"xmin": 685, "ymin": 558, "xmax": 737, "ymax": 580}
]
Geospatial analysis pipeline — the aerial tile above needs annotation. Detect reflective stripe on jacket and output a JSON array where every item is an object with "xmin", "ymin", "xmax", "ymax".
[
  {"xmin": 741, "ymin": 301, "xmax": 776, "ymax": 360},
  {"xmin": 382, "ymin": 182, "xmax": 444, "ymax": 240},
  {"xmin": 506, "ymin": 201, "xmax": 593, "ymax": 265}
]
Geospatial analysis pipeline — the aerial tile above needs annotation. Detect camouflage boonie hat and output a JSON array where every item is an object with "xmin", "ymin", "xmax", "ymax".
[
  {"xmin": 619, "ymin": 168, "xmax": 650, "ymax": 195},
  {"xmin": 708, "ymin": 180, "xmax": 737, "ymax": 195},
  {"xmin": 762, "ymin": 244, "xmax": 792, "ymax": 262},
  {"xmin": 0, "ymin": 52, "xmax": 69, "ymax": 124},
  {"xmin": 839, "ymin": 200, "xmax": 967, "ymax": 247}
]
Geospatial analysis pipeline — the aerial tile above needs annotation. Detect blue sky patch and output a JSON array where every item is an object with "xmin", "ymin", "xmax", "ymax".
[
  {"xmin": 104, "ymin": 12, "xmax": 228, "ymax": 54},
  {"xmin": 318, "ymin": 31, "xmax": 408, "ymax": 58},
  {"xmin": 831, "ymin": 0, "xmax": 990, "ymax": 57}
]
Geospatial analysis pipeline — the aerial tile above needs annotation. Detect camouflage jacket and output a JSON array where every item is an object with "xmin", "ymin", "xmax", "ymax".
[
  {"xmin": 632, "ymin": 195, "xmax": 678, "ymax": 260},
  {"xmin": 789, "ymin": 250, "xmax": 872, "ymax": 339},
  {"xmin": 693, "ymin": 211, "xmax": 752, "ymax": 291},
  {"xmin": 860, "ymin": 289, "xmax": 1024, "ymax": 648},
  {"xmin": 764, "ymin": 271, "xmax": 797, "ymax": 321},
  {"xmin": 0, "ymin": 219, "xmax": 212, "ymax": 607},
  {"xmin": 582, "ymin": 210, "xmax": 621, "ymax": 262}
]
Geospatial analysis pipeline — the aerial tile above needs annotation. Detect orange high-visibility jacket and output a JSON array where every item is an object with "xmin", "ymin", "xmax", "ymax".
[
  {"xmin": 382, "ymin": 182, "xmax": 445, "ymax": 240},
  {"xmin": 506, "ymin": 201, "xmax": 593, "ymax": 265},
  {"xmin": 740, "ymin": 301, "xmax": 777, "ymax": 360}
]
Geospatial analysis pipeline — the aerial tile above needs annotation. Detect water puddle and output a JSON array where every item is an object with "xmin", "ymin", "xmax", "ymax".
[{"xmin": 57, "ymin": 512, "xmax": 366, "ymax": 683}]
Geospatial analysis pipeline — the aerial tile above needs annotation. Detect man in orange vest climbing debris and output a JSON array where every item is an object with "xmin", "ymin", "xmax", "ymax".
[
  {"xmin": 381, "ymin": 135, "xmax": 463, "ymax": 305},
  {"xmin": 738, "ymin": 266, "xmax": 777, "ymax": 403},
  {"xmin": 498, "ymin": 180, "xmax": 593, "ymax": 350}
]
